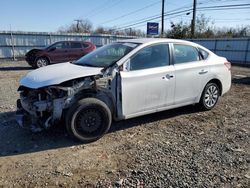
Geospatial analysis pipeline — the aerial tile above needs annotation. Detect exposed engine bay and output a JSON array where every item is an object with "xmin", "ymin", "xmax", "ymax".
[{"xmin": 16, "ymin": 75, "xmax": 114, "ymax": 132}]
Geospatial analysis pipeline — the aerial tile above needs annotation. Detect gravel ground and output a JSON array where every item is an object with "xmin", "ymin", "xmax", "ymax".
[{"xmin": 0, "ymin": 60, "xmax": 249, "ymax": 187}]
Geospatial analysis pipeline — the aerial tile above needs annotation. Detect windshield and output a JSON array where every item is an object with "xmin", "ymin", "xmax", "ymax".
[{"xmin": 74, "ymin": 42, "xmax": 139, "ymax": 68}]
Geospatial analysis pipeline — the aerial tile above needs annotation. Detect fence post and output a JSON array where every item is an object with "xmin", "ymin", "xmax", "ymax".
[
  {"xmin": 244, "ymin": 38, "xmax": 250, "ymax": 64},
  {"xmin": 214, "ymin": 39, "xmax": 218, "ymax": 54},
  {"xmin": 49, "ymin": 34, "xmax": 52, "ymax": 44},
  {"xmin": 10, "ymin": 31, "xmax": 16, "ymax": 60}
]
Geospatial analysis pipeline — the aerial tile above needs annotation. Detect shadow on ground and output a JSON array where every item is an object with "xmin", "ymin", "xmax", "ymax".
[
  {"xmin": 0, "ymin": 66, "xmax": 33, "ymax": 71},
  {"xmin": 0, "ymin": 105, "xmax": 198, "ymax": 157},
  {"xmin": 232, "ymin": 77, "xmax": 250, "ymax": 85}
]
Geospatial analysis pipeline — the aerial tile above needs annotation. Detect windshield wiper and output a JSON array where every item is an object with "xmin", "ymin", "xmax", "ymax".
[{"xmin": 78, "ymin": 63, "xmax": 103, "ymax": 68}]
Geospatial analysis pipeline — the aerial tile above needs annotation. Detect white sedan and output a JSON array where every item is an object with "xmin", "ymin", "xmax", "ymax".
[{"xmin": 16, "ymin": 38, "xmax": 231, "ymax": 142}]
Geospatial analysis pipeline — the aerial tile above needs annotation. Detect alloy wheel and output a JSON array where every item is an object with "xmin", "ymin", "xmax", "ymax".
[{"xmin": 204, "ymin": 85, "xmax": 219, "ymax": 108}]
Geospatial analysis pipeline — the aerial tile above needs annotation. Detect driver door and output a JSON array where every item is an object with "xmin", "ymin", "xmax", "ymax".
[
  {"xmin": 48, "ymin": 41, "xmax": 71, "ymax": 63},
  {"xmin": 120, "ymin": 43, "xmax": 175, "ymax": 118}
]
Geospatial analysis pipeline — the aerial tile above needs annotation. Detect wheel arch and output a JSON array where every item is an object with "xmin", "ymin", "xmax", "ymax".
[
  {"xmin": 74, "ymin": 89, "xmax": 115, "ymax": 116},
  {"xmin": 207, "ymin": 78, "xmax": 222, "ymax": 96},
  {"xmin": 197, "ymin": 78, "xmax": 223, "ymax": 104}
]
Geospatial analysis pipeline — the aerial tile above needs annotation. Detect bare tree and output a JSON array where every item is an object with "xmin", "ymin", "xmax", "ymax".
[
  {"xmin": 58, "ymin": 19, "xmax": 93, "ymax": 33},
  {"xmin": 167, "ymin": 14, "xmax": 214, "ymax": 38}
]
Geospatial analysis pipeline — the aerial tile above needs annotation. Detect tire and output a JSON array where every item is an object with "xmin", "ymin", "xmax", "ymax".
[
  {"xmin": 35, "ymin": 57, "xmax": 49, "ymax": 68},
  {"xmin": 65, "ymin": 98, "xmax": 112, "ymax": 142},
  {"xmin": 199, "ymin": 82, "xmax": 220, "ymax": 111}
]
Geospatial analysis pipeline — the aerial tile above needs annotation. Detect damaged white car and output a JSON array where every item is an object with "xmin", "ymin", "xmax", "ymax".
[{"xmin": 16, "ymin": 38, "xmax": 231, "ymax": 142}]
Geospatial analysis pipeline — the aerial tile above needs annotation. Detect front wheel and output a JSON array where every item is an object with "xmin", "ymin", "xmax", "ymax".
[
  {"xmin": 35, "ymin": 57, "xmax": 49, "ymax": 68},
  {"xmin": 199, "ymin": 82, "xmax": 220, "ymax": 110},
  {"xmin": 66, "ymin": 98, "xmax": 112, "ymax": 142}
]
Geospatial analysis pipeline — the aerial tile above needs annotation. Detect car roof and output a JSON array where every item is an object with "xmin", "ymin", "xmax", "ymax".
[
  {"xmin": 119, "ymin": 38, "xmax": 198, "ymax": 46},
  {"xmin": 56, "ymin": 41, "xmax": 90, "ymax": 43}
]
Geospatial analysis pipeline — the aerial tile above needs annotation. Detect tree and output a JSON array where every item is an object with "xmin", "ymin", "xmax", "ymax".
[
  {"xmin": 94, "ymin": 26, "xmax": 106, "ymax": 34},
  {"xmin": 58, "ymin": 19, "xmax": 93, "ymax": 33},
  {"xmin": 93, "ymin": 26, "xmax": 145, "ymax": 36},
  {"xmin": 213, "ymin": 26, "xmax": 250, "ymax": 38},
  {"xmin": 166, "ymin": 14, "xmax": 214, "ymax": 38},
  {"xmin": 167, "ymin": 21, "xmax": 191, "ymax": 39},
  {"xmin": 166, "ymin": 14, "xmax": 250, "ymax": 38}
]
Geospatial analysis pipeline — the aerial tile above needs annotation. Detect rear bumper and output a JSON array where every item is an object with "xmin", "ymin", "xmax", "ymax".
[{"xmin": 221, "ymin": 71, "xmax": 232, "ymax": 96}]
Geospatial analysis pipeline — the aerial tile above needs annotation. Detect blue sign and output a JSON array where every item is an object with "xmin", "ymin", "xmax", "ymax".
[{"xmin": 147, "ymin": 22, "xmax": 159, "ymax": 35}]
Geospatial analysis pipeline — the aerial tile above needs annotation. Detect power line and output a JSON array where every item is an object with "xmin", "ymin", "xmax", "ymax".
[
  {"xmin": 99, "ymin": 0, "xmax": 161, "ymax": 25},
  {"xmin": 199, "ymin": 6, "xmax": 250, "ymax": 11},
  {"xmin": 197, "ymin": 3, "xmax": 250, "ymax": 9},
  {"xmin": 113, "ymin": 3, "xmax": 250, "ymax": 31},
  {"xmin": 126, "ymin": 13, "xmax": 193, "ymax": 30},
  {"xmin": 111, "ymin": 0, "xmax": 213, "ymax": 29},
  {"xmin": 113, "ymin": 5, "xmax": 194, "ymax": 29},
  {"xmin": 88, "ymin": 0, "xmax": 123, "ymax": 19},
  {"xmin": 115, "ymin": 8, "xmax": 193, "ymax": 30},
  {"xmin": 83, "ymin": 0, "xmax": 112, "ymax": 18},
  {"xmin": 82, "ymin": 0, "xmax": 122, "ymax": 19},
  {"xmin": 112, "ymin": 0, "xmax": 202, "ymax": 29},
  {"xmin": 214, "ymin": 18, "xmax": 250, "ymax": 20}
]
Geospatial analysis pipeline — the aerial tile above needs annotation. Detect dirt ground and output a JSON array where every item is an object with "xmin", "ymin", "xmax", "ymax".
[{"xmin": 0, "ymin": 61, "xmax": 249, "ymax": 187}]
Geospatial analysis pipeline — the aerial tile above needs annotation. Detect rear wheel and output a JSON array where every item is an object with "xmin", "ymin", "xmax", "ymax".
[
  {"xmin": 199, "ymin": 82, "xmax": 220, "ymax": 110},
  {"xmin": 66, "ymin": 98, "xmax": 112, "ymax": 142},
  {"xmin": 35, "ymin": 57, "xmax": 49, "ymax": 68}
]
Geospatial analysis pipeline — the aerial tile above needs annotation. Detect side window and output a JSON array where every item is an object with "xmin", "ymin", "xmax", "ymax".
[
  {"xmin": 56, "ymin": 42, "xmax": 69, "ymax": 49},
  {"xmin": 51, "ymin": 42, "xmax": 63, "ymax": 49},
  {"xmin": 48, "ymin": 42, "xmax": 69, "ymax": 50},
  {"xmin": 198, "ymin": 48, "xmax": 209, "ymax": 60},
  {"xmin": 82, "ymin": 43, "xmax": 90, "ymax": 48},
  {"xmin": 130, "ymin": 44, "xmax": 170, "ymax": 71},
  {"xmin": 71, "ymin": 42, "xmax": 82, "ymax": 48},
  {"xmin": 174, "ymin": 44, "xmax": 200, "ymax": 64}
]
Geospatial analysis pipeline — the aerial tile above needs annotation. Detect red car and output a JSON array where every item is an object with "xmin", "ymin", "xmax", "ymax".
[{"xmin": 25, "ymin": 41, "xmax": 96, "ymax": 68}]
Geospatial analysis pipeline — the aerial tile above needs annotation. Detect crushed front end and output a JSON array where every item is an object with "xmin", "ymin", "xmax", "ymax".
[
  {"xmin": 16, "ymin": 77, "xmax": 94, "ymax": 132},
  {"xmin": 25, "ymin": 49, "xmax": 41, "ymax": 66}
]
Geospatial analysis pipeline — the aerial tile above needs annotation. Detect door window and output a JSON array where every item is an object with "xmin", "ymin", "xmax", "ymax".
[
  {"xmin": 130, "ymin": 44, "xmax": 170, "ymax": 71},
  {"xmin": 71, "ymin": 42, "xmax": 82, "ymax": 48},
  {"xmin": 49, "ymin": 42, "xmax": 70, "ymax": 49},
  {"xmin": 173, "ymin": 44, "xmax": 200, "ymax": 64},
  {"xmin": 198, "ymin": 48, "xmax": 209, "ymax": 60}
]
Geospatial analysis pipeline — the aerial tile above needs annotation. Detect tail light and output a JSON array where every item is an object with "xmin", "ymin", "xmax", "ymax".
[{"xmin": 224, "ymin": 61, "xmax": 231, "ymax": 71}]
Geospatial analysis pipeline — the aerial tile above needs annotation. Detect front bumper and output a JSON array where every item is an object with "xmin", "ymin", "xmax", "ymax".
[{"xmin": 16, "ymin": 99, "xmax": 31, "ymax": 128}]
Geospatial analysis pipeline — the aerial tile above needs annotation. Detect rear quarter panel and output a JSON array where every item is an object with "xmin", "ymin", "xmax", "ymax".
[{"xmin": 205, "ymin": 55, "xmax": 231, "ymax": 95}]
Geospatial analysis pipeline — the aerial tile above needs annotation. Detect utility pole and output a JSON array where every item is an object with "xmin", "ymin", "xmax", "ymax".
[
  {"xmin": 74, "ymin": 19, "xmax": 81, "ymax": 32},
  {"xmin": 10, "ymin": 24, "xmax": 16, "ymax": 61},
  {"xmin": 191, "ymin": 0, "xmax": 197, "ymax": 38},
  {"xmin": 161, "ymin": 0, "xmax": 165, "ymax": 37}
]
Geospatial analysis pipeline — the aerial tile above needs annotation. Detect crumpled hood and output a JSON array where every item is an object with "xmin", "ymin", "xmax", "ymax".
[
  {"xmin": 26, "ymin": 48, "xmax": 43, "ymax": 55},
  {"xmin": 20, "ymin": 62, "xmax": 103, "ymax": 89}
]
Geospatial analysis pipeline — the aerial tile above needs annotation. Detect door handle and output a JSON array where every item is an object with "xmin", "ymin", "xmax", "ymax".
[
  {"xmin": 162, "ymin": 74, "xmax": 174, "ymax": 79},
  {"xmin": 199, "ymin": 70, "xmax": 208, "ymax": 74}
]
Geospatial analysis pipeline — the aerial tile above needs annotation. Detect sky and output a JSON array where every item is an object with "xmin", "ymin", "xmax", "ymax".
[{"xmin": 0, "ymin": 0, "xmax": 249, "ymax": 33}]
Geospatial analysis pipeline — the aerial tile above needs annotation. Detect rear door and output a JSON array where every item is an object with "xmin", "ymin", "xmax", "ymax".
[
  {"xmin": 69, "ymin": 41, "xmax": 85, "ymax": 61},
  {"xmin": 120, "ymin": 43, "xmax": 175, "ymax": 117},
  {"xmin": 172, "ymin": 43, "xmax": 210, "ymax": 104}
]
